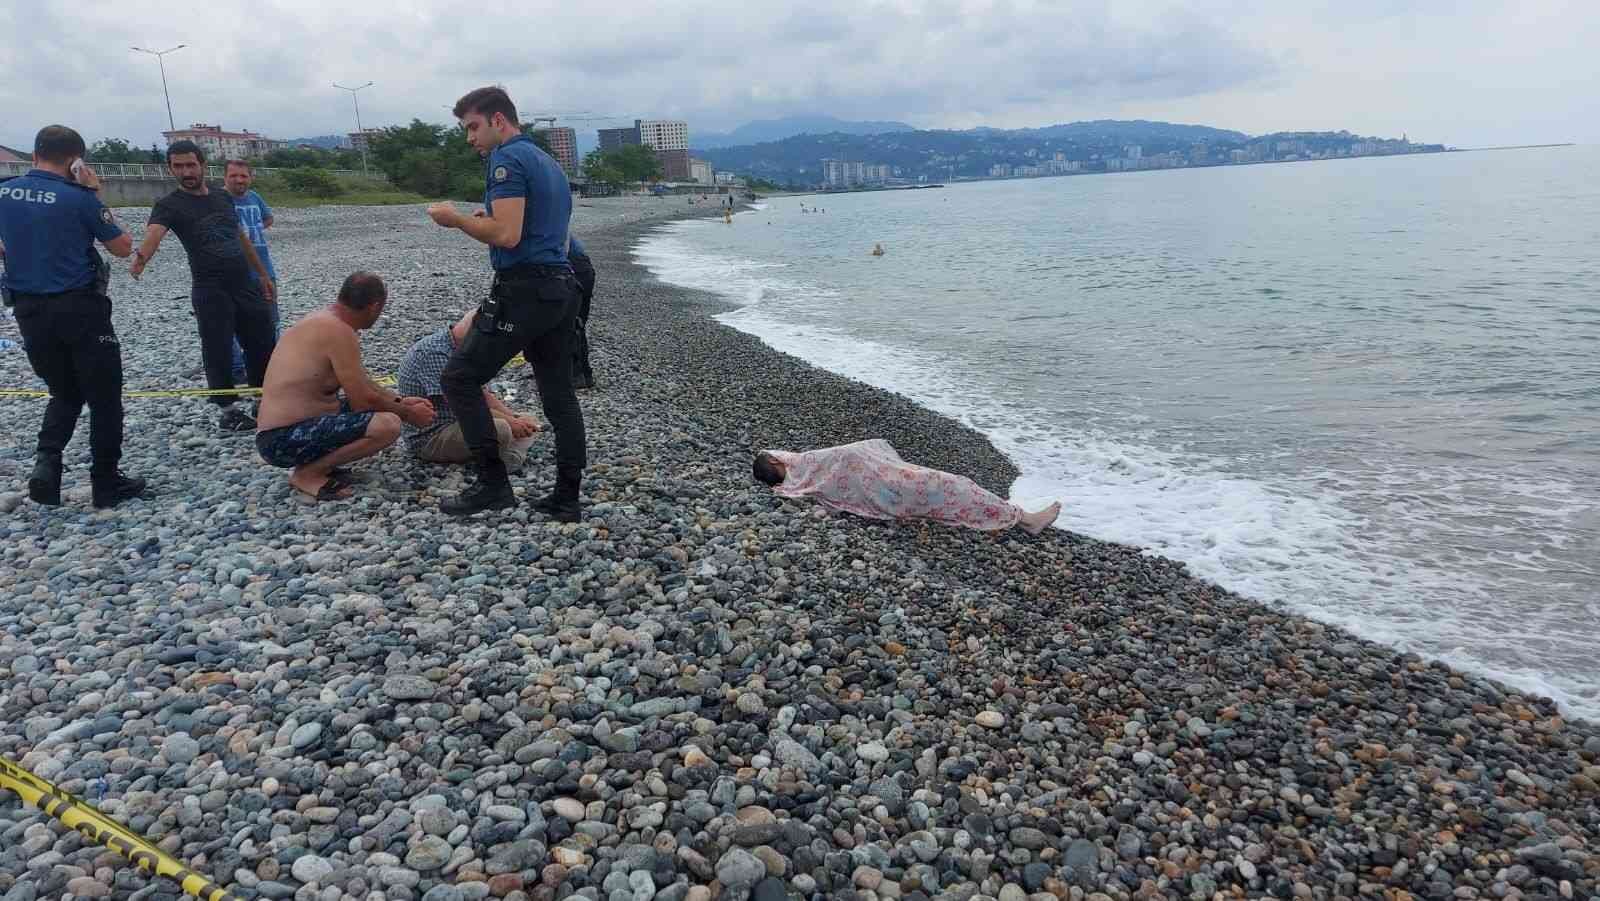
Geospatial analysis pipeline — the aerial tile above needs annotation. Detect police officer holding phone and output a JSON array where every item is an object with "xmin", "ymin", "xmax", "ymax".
[
  {"xmin": 0, "ymin": 125, "xmax": 148, "ymax": 508},
  {"xmin": 427, "ymin": 86, "xmax": 586, "ymax": 519}
]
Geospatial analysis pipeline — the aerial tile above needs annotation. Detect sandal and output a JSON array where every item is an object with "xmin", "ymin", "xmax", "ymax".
[{"xmin": 292, "ymin": 478, "xmax": 355, "ymax": 505}]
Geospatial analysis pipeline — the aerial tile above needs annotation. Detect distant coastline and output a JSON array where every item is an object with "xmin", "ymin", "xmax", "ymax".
[
  {"xmin": 1452, "ymin": 143, "xmax": 1577, "ymax": 152},
  {"xmin": 812, "ymin": 144, "xmax": 1468, "ymax": 193}
]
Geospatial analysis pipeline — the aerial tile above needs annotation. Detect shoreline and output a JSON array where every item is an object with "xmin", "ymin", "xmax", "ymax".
[{"xmin": 1, "ymin": 201, "xmax": 1596, "ymax": 900}]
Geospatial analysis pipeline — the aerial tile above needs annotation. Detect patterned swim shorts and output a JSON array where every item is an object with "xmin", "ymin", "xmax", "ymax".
[{"xmin": 256, "ymin": 402, "xmax": 375, "ymax": 468}]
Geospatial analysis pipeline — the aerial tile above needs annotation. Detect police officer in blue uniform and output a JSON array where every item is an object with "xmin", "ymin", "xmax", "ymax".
[
  {"xmin": 428, "ymin": 87, "xmax": 586, "ymax": 518},
  {"xmin": 0, "ymin": 126, "xmax": 147, "ymax": 508}
]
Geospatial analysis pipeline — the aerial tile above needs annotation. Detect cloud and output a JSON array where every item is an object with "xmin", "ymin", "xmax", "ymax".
[{"xmin": 0, "ymin": 0, "xmax": 1594, "ymax": 150}]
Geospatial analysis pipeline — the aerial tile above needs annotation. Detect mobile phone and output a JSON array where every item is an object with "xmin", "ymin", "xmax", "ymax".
[{"xmin": 70, "ymin": 159, "xmax": 85, "ymax": 180}]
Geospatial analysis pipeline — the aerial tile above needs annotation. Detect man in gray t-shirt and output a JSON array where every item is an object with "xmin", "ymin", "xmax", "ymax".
[{"xmin": 396, "ymin": 309, "xmax": 539, "ymax": 468}]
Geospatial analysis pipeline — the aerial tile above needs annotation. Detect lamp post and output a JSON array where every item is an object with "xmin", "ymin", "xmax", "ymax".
[
  {"xmin": 334, "ymin": 81, "xmax": 374, "ymax": 176},
  {"xmin": 131, "ymin": 44, "xmax": 186, "ymax": 134}
]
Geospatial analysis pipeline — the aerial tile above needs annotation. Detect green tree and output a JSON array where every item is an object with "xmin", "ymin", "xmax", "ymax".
[
  {"xmin": 260, "ymin": 146, "xmax": 367, "ymax": 171},
  {"xmin": 582, "ymin": 149, "xmax": 623, "ymax": 186},
  {"xmin": 611, "ymin": 144, "xmax": 663, "ymax": 182},
  {"xmin": 367, "ymin": 120, "xmax": 486, "ymax": 201},
  {"xmin": 279, "ymin": 168, "xmax": 344, "ymax": 198},
  {"xmin": 87, "ymin": 138, "xmax": 145, "ymax": 163},
  {"xmin": 581, "ymin": 146, "xmax": 661, "ymax": 185},
  {"xmin": 261, "ymin": 147, "xmax": 323, "ymax": 169}
]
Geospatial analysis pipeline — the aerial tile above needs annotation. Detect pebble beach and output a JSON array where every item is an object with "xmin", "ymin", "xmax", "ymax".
[{"xmin": 1, "ymin": 197, "xmax": 1597, "ymax": 901}]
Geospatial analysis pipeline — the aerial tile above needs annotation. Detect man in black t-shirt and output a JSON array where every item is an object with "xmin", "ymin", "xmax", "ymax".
[{"xmin": 131, "ymin": 140, "xmax": 277, "ymax": 433}]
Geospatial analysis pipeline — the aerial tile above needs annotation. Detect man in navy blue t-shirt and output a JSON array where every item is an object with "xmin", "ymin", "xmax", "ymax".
[
  {"xmin": 0, "ymin": 125, "xmax": 147, "ymax": 508},
  {"xmin": 426, "ymin": 86, "xmax": 586, "ymax": 518}
]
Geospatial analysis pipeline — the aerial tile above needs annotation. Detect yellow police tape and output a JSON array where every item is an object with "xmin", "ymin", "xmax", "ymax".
[
  {"xmin": 0, "ymin": 356, "xmax": 529, "ymax": 400},
  {"xmin": 0, "ymin": 386, "xmax": 274, "ymax": 399},
  {"xmin": 0, "ymin": 755, "xmax": 240, "ymax": 901}
]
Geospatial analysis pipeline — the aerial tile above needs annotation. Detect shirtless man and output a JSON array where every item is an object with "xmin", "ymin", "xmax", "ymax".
[{"xmin": 255, "ymin": 271, "xmax": 434, "ymax": 502}]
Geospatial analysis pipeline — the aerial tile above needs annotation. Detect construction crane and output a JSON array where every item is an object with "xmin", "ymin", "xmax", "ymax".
[
  {"xmin": 527, "ymin": 113, "xmax": 641, "ymax": 127},
  {"xmin": 526, "ymin": 113, "xmax": 580, "ymax": 129}
]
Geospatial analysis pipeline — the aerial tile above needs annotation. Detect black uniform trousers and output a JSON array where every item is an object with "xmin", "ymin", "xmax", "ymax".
[
  {"xmin": 571, "ymin": 255, "xmax": 596, "ymax": 380},
  {"xmin": 191, "ymin": 279, "xmax": 276, "ymax": 407},
  {"xmin": 12, "ymin": 289, "xmax": 124, "ymax": 471},
  {"xmin": 440, "ymin": 266, "xmax": 586, "ymax": 482}
]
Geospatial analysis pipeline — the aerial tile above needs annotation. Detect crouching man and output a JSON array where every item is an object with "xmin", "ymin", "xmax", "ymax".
[
  {"xmin": 255, "ymin": 271, "xmax": 435, "ymax": 502},
  {"xmin": 396, "ymin": 308, "xmax": 541, "ymax": 468}
]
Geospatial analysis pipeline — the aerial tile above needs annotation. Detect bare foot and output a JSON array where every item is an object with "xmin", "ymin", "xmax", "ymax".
[{"xmin": 1019, "ymin": 501, "xmax": 1061, "ymax": 535}]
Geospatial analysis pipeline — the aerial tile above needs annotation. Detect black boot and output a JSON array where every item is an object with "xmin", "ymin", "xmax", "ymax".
[
  {"xmin": 533, "ymin": 470, "xmax": 583, "ymax": 523},
  {"xmin": 28, "ymin": 453, "xmax": 63, "ymax": 506},
  {"xmin": 92, "ymin": 470, "xmax": 149, "ymax": 509},
  {"xmin": 441, "ymin": 461, "xmax": 515, "ymax": 516}
]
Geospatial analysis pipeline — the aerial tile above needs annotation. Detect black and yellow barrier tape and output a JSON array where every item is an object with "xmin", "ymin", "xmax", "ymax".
[
  {"xmin": 0, "ymin": 354, "xmax": 533, "ymax": 400},
  {"xmin": 0, "ymin": 375, "xmax": 397, "ymax": 400},
  {"xmin": 0, "ymin": 755, "xmax": 240, "ymax": 901}
]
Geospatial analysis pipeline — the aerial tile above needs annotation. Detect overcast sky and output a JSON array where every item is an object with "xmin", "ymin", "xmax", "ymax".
[{"xmin": 3, "ymin": 0, "xmax": 1595, "ymax": 152}]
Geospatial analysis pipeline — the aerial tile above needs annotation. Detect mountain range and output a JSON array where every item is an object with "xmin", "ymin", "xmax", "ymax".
[
  {"xmin": 281, "ymin": 134, "xmax": 348, "ymax": 149},
  {"xmin": 691, "ymin": 115, "xmax": 916, "ymax": 150},
  {"xmin": 693, "ymin": 119, "xmax": 1439, "ymax": 186}
]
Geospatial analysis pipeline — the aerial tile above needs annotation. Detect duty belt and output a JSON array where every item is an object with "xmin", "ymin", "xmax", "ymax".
[
  {"xmin": 494, "ymin": 263, "xmax": 572, "ymax": 282},
  {"xmin": 9, "ymin": 285, "xmax": 97, "ymax": 304}
]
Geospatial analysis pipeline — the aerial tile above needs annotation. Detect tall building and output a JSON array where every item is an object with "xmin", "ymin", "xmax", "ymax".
[
  {"xmin": 690, "ymin": 159, "xmax": 714, "ymax": 185},
  {"xmin": 822, "ymin": 159, "xmax": 863, "ymax": 187},
  {"xmin": 822, "ymin": 159, "xmax": 846, "ymax": 187},
  {"xmin": 163, "ymin": 124, "xmax": 284, "ymax": 159},
  {"xmin": 597, "ymin": 125, "xmax": 640, "ymax": 151},
  {"xmin": 600, "ymin": 119, "xmax": 690, "ymax": 179},
  {"xmin": 636, "ymin": 120, "xmax": 689, "ymax": 152},
  {"xmin": 532, "ymin": 126, "xmax": 578, "ymax": 176},
  {"xmin": 347, "ymin": 129, "xmax": 383, "ymax": 154},
  {"xmin": 656, "ymin": 149, "xmax": 691, "ymax": 181},
  {"xmin": 822, "ymin": 159, "xmax": 881, "ymax": 188},
  {"xmin": 632, "ymin": 119, "xmax": 690, "ymax": 180}
]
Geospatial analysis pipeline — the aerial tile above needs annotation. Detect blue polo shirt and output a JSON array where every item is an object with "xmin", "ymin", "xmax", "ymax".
[
  {"xmin": 485, "ymin": 134, "xmax": 570, "ymax": 270},
  {"xmin": 231, "ymin": 189, "xmax": 276, "ymax": 281},
  {"xmin": 0, "ymin": 170, "xmax": 123, "ymax": 294},
  {"xmin": 569, "ymin": 236, "xmax": 589, "ymax": 263}
]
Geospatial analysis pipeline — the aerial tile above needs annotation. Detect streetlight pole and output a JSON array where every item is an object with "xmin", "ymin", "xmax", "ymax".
[
  {"xmin": 131, "ymin": 44, "xmax": 187, "ymax": 134},
  {"xmin": 334, "ymin": 81, "xmax": 375, "ymax": 176}
]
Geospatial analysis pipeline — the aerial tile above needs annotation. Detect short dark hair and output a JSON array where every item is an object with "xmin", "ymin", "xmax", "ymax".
[
  {"xmin": 224, "ymin": 159, "xmax": 252, "ymax": 172},
  {"xmin": 452, "ymin": 86, "xmax": 517, "ymax": 124},
  {"xmin": 33, "ymin": 126, "xmax": 86, "ymax": 165},
  {"xmin": 338, "ymin": 271, "xmax": 387, "ymax": 310},
  {"xmin": 167, "ymin": 140, "xmax": 205, "ymax": 163},
  {"xmin": 752, "ymin": 452, "xmax": 785, "ymax": 486}
]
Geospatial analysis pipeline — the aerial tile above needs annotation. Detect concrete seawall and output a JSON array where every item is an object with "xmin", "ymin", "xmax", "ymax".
[{"xmin": 101, "ymin": 178, "xmax": 176, "ymax": 207}]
